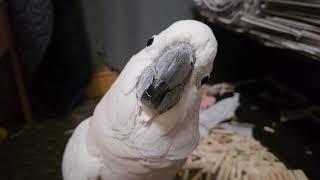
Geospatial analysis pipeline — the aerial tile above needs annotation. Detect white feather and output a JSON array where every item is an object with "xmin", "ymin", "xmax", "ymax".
[{"xmin": 62, "ymin": 119, "xmax": 102, "ymax": 180}]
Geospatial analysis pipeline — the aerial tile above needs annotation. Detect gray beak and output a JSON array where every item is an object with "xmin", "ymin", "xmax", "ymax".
[{"xmin": 137, "ymin": 43, "xmax": 195, "ymax": 113}]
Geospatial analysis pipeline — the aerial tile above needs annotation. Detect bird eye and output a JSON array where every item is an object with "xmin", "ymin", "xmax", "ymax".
[{"xmin": 146, "ymin": 36, "xmax": 154, "ymax": 47}]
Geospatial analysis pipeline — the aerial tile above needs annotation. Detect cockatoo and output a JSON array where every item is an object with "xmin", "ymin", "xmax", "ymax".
[{"xmin": 62, "ymin": 20, "xmax": 218, "ymax": 180}]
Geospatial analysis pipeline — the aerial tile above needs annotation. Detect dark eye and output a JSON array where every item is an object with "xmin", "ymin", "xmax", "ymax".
[{"xmin": 146, "ymin": 37, "xmax": 154, "ymax": 47}]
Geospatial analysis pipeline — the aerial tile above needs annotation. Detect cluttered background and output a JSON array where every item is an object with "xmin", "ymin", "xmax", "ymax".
[{"xmin": 0, "ymin": 0, "xmax": 319, "ymax": 179}]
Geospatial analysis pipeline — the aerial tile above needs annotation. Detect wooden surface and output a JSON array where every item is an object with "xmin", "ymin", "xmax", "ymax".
[{"xmin": 0, "ymin": 0, "xmax": 33, "ymax": 125}]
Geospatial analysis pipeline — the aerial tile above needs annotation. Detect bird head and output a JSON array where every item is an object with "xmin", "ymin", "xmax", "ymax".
[{"xmin": 136, "ymin": 20, "xmax": 218, "ymax": 114}]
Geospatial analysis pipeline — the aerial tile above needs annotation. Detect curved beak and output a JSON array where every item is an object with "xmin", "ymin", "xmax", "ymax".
[{"xmin": 137, "ymin": 43, "xmax": 195, "ymax": 113}]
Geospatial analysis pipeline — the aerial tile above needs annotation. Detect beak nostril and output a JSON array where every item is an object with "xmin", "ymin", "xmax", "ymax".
[{"xmin": 201, "ymin": 76, "xmax": 210, "ymax": 86}]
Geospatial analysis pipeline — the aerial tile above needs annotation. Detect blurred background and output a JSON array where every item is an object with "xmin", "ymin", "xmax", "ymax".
[{"xmin": 0, "ymin": 0, "xmax": 319, "ymax": 179}]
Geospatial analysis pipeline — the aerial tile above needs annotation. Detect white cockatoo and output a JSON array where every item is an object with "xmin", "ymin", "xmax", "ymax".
[{"xmin": 62, "ymin": 20, "xmax": 218, "ymax": 180}]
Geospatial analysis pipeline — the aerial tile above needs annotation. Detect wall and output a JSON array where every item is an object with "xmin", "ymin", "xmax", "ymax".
[{"xmin": 81, "ymin": 0, "xmax": 194, "ymax": 70}]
